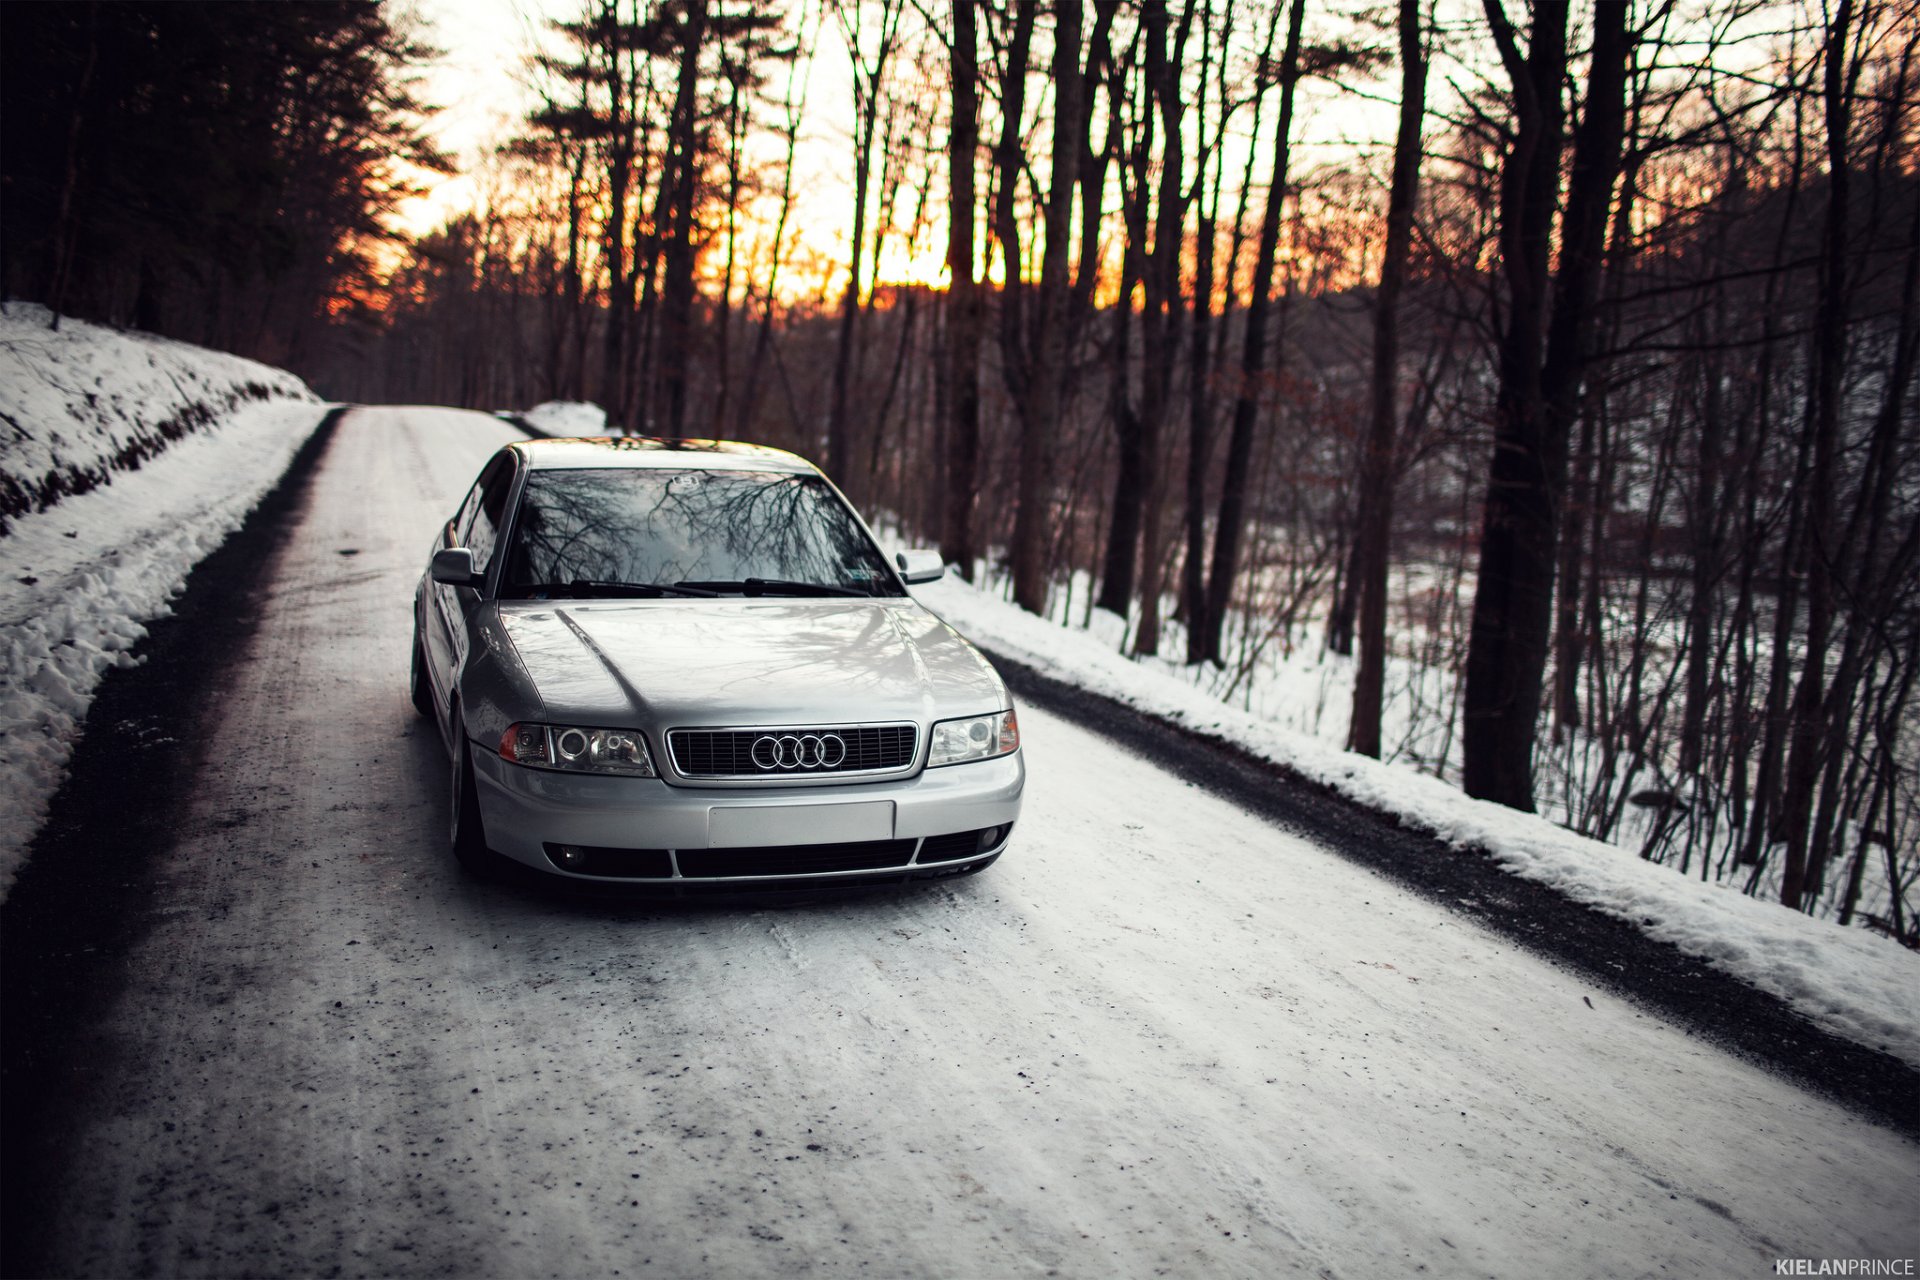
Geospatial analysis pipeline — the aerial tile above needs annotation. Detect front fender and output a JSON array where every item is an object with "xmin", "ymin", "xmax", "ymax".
[{"xmin": 455, "ymin": 610, "xmax": 546, "ymax": 751}]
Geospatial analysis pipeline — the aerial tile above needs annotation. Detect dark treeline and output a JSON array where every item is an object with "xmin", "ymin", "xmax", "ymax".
[
  {"xmin": 7, "ymin": 1, "xmax": 1917, "ymax": 935},
  {"xmin": 0, "ymin": 1, "xmax": 439, "ymax": 368}
]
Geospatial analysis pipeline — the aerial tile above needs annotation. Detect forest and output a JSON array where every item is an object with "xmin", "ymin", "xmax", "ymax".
[{"xmin": 2, "ymin": 0, "xmax": 1916, "ymax": 940}]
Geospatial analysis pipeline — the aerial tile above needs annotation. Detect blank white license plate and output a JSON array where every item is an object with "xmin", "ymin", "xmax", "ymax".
[{"xmin": 707, "ymin": 801, "xmax": 894, "ymax": 848}]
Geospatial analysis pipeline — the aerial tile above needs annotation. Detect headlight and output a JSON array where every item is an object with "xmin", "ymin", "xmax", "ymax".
[
  {"xmin": 498, "ymin": 722, "xmax": 657, "ymax": 777},
  {"xmin": 927, "ymin": 709, "xmax": 1019, "ymax": 767}
]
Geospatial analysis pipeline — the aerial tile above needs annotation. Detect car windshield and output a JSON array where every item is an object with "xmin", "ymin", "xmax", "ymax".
[{"xmin": 499, "ymin": 467, "xmax": 903, "ymax": 599}]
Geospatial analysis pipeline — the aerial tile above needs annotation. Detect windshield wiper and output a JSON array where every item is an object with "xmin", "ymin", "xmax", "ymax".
[
  {"xmin": 519, "ymin": 579, "xmax": 719, "ymax": 599},
  {"xmin": 678, "ymin": 578, "xmax": 869, "ymax": 598}
]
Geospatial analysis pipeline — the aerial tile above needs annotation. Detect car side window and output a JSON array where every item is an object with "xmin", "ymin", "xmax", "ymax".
[
  {"xmin": 463, "ymin": 455, "xmax": 514, "ymax": 578},
  {"xmin": 450, "ymin": 476, "xmax": 485, "ymax": 545}
]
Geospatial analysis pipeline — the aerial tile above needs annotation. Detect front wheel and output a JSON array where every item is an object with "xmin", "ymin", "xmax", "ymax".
[{"xmin": 450, "ymin": 736, "xmax": 495, "ymax": 877}]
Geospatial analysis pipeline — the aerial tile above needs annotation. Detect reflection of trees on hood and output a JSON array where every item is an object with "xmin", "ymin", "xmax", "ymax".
[{"xmin": 506, "ymin": 470, "xmax": 893, "ymax": 594}]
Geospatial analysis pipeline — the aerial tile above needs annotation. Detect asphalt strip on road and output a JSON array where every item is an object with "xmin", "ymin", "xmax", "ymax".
[
  {"xmin": 0, "ymin": 407, "xmax": 346, "ymax": 1277},
  {"xmin": 1, "ymin": 403, "xmax": 1913, "ymax": 1276}
]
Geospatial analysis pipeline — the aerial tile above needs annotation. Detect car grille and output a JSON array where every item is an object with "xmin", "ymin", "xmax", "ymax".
[
  {"xmin": 667, "ymin": 724, "xmax": 917, "ymax": 778},
  {"xmin": 537, "ymin": 834, "xmax": 1005, "ymax": 886},
  {"xmin": 678, "ymin": 839, "xmax": 917, "ymax": 878}
]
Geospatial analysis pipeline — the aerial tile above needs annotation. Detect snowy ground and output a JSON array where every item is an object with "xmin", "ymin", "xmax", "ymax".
[
  {"xmin": 2, "ymin": 331, "xmax": 1909, "ymax": 1070},
  {"xmin": 514, "ymin": 399, "xmax": 608, "ymax": 437},
  {"xmin": 914, "ymin": 576, "xmax": 1920, "ymax": 1071},
  {"xmin": 975, "ymin": 553, "xmax": 1913, "ymax": 935},
  {"xmin": 25, "ymin": 406, "xmax": 1918, "ymax": 1277},
  {"xmin": 0, "ymin": 302, "xmax": 314, "ymax": 527},
  {"xmin": 0, "ymin": 309, "xmax": 325, "ymax": 900}
]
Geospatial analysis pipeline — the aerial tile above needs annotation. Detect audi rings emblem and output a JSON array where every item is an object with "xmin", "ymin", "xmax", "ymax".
[{"xmin": 750, "ymin": 732, "xmax": 848, "ymax": 771}]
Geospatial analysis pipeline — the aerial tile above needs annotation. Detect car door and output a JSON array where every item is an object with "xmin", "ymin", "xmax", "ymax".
[{"xmin": 427, "ymin": 451, "xmax": 515, "ymax": 744}]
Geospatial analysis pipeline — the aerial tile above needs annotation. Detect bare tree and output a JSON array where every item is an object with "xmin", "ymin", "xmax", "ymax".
[
  {"xmin": 1778, "ymin": 0, "xmax": 1861, "ymax": 907},
  {"xmin": 1199, "ymin": 0, "xmax": 1305, "ymax": 664},
  {"xmin": 1348, "ymin": 0, "xmax": 1429, "ymax": 757},
  {"xmin": 826, "ymin": 0, "xmax": 909, "ymax": 493},
  {"xmin": 1128, "ymin": 0, "xmax": 1197, "ymax": 654},
  {"xmin": 1461, "ymin": 0, "xmax": 1628, "ymax": 811},
  {"xmin": 1007, "ymin": 0, "xmax": 1094, "ymax": 616},
  {"xmin": 940, "ymin": 0, "xmax": 983, "ymax": 578}
]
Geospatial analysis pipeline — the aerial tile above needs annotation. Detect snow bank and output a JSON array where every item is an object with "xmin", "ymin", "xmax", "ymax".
[
  {"xmin": 515, "ymin": 400, "xmax": 606, "ymax": 438},
  {"xmin": 0, "ymin": 306, "xmax": 327, "ymax": 901},
  {"xmin": 916, "ymin": 573, "xmax": 1920, "ymax": 1069},
  {"xmin": 0, "ymin": 302, "xmax": 314, "ymax": 533}
]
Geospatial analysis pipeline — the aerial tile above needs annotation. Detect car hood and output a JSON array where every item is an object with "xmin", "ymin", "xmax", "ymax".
[{"xmin": 492, "ymin": 597, "xmax": 1007, "ymax": 728}]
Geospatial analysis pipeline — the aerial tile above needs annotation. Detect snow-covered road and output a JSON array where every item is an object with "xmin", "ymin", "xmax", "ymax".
[{"xmin": 28, "ymin": 408, "xmax": 1919, "ymax": 1277}]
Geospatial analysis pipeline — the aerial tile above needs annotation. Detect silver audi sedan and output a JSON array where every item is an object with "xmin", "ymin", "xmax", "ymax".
[{"xmin": 411, "ymin": 436, "xmax": 1023, "ymax": 890}]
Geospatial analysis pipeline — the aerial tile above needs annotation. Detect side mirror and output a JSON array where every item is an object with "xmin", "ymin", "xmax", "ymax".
[
  {"xmin": 894, "ymin": 549, "xmax": 946, "ymax": 584},
  {"xmin": 431, "ymin": 547, "xmax": 484, "ymax": 588}
]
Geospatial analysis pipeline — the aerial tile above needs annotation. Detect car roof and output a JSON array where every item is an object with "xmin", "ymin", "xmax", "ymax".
[{"xmin": 511, "ymin": 435, "xmax": 819, "ymax": 475}]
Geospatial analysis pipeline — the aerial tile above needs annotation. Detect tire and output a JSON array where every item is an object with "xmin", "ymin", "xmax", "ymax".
[
  {"xmin": 409, "ymin": 628, "xmax": 434, "ymax": 719},
  {"xmin": 450, "ymin": 735, "xmax": 495, "ymax": 878}
]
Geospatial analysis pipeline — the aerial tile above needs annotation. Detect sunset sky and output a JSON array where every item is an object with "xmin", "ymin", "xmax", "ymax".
[
  {"xmin": 397, "ymin": 0, "xmax": 896, "ymax": 288},
  {"xmin": 393, "ymin": 0, "xmax": 1427, "ymax": 297},
  {"xmin": 397, "ymin": 0, "xmax": 562, "ymax": 233}
]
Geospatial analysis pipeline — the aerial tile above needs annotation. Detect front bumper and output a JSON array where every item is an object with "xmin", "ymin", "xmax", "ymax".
[{"xmin": 469, "ymin": 743, "xmax": 1024, "ymax": 884}]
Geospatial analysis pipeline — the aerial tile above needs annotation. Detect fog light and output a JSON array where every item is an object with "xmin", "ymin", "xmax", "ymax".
[
  {"xmin": 977, "ymin": 826, "xmax": 1002, "ymax": 852},
  {"xmin": 553, "ymin": 843, "xmax": 588, "ymax": 870}
]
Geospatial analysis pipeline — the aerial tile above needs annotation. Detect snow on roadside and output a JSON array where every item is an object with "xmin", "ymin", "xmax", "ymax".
[
  {"xmin": 515, "ymin": 400, "xmax": 606, "ymax": 437},
  {"xmin": 0, "ymin": 310, "xmax": 327, "ymax": 902},
  {"xmin": 916, "ymin": 572, "xmax": 1920, "ymax": 1070},
  {"xmin": 1, "ymin": 303, "xmax": 314, "ymax": 532}
]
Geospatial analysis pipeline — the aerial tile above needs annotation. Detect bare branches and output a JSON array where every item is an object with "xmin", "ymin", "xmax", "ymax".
[{"xmin": 259, "ymin": 0, "xmax": 1920, "ymax": 938}]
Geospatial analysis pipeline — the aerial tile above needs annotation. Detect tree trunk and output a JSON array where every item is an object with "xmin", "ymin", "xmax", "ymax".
[
  {"xmin": 1551, "ymin": 402, "xmax": 1594, "ymax": 731},
  {"xmin": 1180, "ymin": 6, "xmax": 1225, "ymax": 663},
  {"xmin": 597, "ymin": 1, "xmax": 634, "ymax": 420},
  {"xmin": 940, "ymin": 0, "xmax": 982, "ymax": 579},
  {"xmin": 1677, "ymin": 339, "xmax": 1724, "ymax": 775},
  {"xmin": 1201, "ymin": 0, "xmax": 1305, "ymax": 665},
  {"xmin": 1010, "ymin": 0, "xmax": 1087, "ymax": 616},
  {"xmin": 1348, "ymin": 0, "xmax": 1427, "ymax": 758},
  {"xmin": 989, "ymin": 0, "xmax": 1037, "ymax": 474},
  {"xmin": 712, "ymin": 68, "xmax": 748, "ymax": 432},
  {"xmin": 1737, "ymin": 114, "xmax": 1813, "ymax": 868},
  {"xmin": 1460, "ymin": 0, "xmax": 1624, "ymax": 810},
  {"xmin": 1130, "ymin": 0, "xmax": 1196, "ymax": 655},
  {"xmin": 655, "ymin": 0, "xmax": 708, "ymax": 437},
  {"xmin": 1780, "ymin": 0, "xmax": 1856, "ymax": 909},
  {"xmin": 1097, "ymin": 257, "xmax": 1142, "ymax": 616},
  {"xmin": 735, "ymin": 49, "xmax": 810, "ymax": 442},
  {"xmin": 827, "ymin": 0, "xmax": 903, "ymax": 492},
  {"xmin": 1183, "ymin": 203, "xmax": 1216, "ymax": 659}
]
